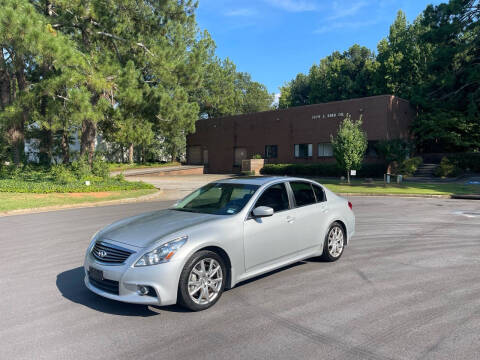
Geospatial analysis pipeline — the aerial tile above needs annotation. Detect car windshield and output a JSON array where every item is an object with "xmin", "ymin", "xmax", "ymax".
[{"xmin": 172, "ymin": 183, "xmax": 259, "ymax": 215}]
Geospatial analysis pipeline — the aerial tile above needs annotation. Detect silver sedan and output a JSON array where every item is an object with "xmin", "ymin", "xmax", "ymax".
[{"xmin": 84, "ymin": 176, "xmax": 355, "ymax": 311}]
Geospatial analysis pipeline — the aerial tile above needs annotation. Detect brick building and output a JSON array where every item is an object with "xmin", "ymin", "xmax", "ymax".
[{"xmin": 186, "ymin": 95, "xmax": 415, "ymax": 173}]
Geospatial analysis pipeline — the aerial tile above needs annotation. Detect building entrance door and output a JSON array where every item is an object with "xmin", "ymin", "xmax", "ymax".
[{"xmin": 187, "ymin": 146, "xmax": 202, "ymax": 164}]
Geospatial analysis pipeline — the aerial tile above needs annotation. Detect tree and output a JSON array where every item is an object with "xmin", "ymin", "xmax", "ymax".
[
  {"xmin": 331, "ymin": 116, "xmax": 367, "ymax": 183},
  {"xmin": 412, "ymin": 0, "xmax": 480, "ymax": 152},
  {"xmin": 0, "ymin": 0, "xmax": 88, "ymax": 165},
  {"xmin": 279, "ymin": 45, "xmax": 378, "ymax": 108},
  {"xmin": 375, "ymin": 139, "xmax": 411, "ymax": 172},
  {"xmin": 234, "ymin": 72, "xmax": 273, "ymax": 114}
]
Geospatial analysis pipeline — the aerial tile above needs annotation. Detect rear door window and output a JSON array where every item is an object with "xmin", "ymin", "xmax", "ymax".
[
  {"xmin": 290, "ymin": 182, "xmax": 316, "ymax": 207},
  {"xmin": 312, "ymin": 184, "xmax": 326, "ymax": 202}
]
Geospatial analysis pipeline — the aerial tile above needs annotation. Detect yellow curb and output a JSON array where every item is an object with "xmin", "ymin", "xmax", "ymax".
[{"xmin": 0, "ymin": 190, "xmax": 164, "ymax": 217}]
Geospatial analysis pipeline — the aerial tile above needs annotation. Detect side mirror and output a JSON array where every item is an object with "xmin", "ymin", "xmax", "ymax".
[{"xmin": 252, "ymin": 206, "xmax": 274, "ymax": 218}]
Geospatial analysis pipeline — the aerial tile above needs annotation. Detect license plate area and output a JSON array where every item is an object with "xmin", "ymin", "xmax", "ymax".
[{"xmin": 89, "ymin": 267, "xmax": 104, "ymax": 282}]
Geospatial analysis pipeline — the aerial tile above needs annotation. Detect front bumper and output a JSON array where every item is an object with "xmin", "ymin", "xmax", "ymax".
[{"xmin": 83, "ymin": 243, "xmax": 182, "ymax": 306}]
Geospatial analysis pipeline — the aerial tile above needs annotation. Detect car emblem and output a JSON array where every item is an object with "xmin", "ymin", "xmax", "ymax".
[{"xmin": 97, "ymin": 250, "xmax": 107, "ymax": 258}]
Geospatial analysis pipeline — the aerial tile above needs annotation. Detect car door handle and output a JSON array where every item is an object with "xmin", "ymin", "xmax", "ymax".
[{"xmin": 286, "ymin": 216, "xmax": 295, "ymax": 223}]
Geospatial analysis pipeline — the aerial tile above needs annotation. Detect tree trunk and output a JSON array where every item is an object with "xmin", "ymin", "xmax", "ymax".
[
  {"xmin": 347, "ymin": 171, "xmax": 350, "ymax": 184},
  {"xmin": 38, "ymin": 126, "xmax": 53, "ymax": 165},
  {"xmin": 8, "ymin": 122, "xmax": 24, "ymax": 166},
  {"xmin": 80, "ymin": 119, "xmax": 96, "ymax": 164},
  {"xmin": 61, "ymin": 130, "xmax": 70, "ymax": 164},
  {"xmin": 128, "ymin": 143, "xmax": 134, "ymax": 164},
  {"xmin": 9, "ymin": 61, "xmax": 28, "ymax": 166}
]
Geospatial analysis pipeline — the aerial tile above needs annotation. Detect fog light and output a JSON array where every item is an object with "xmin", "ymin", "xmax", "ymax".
[{"xmin": 138, "ymin": 286, "xmax": 149, "ymax": 296}]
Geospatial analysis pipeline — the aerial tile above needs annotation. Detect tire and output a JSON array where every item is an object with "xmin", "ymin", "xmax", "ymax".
[
  {"xmin": 320, "ymin": 222, "xmax": 346, "ymax": 262},
  {"xmin": 178, "ymin": 250, "xmax": 227, "ymax": 311}
]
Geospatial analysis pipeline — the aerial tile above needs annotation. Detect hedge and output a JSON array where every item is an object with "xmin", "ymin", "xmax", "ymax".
[
  {"xmin": 447, "ymin": 153, "xmax": 480, "ymax": 173},
  {"xmin": 260, "ymin": 162, "xmax": 385, "ymax": 178}
]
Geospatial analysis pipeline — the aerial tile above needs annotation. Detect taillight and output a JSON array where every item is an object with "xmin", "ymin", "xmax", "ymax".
[{"xmin": 348, "ymin": 201, "xmax": 353, "ymax": 210}]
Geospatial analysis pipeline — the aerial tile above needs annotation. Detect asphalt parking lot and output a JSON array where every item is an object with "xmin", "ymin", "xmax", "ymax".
[{"xmin": 1, "ymin": 196, "xmax": 480, "ymax": 360}]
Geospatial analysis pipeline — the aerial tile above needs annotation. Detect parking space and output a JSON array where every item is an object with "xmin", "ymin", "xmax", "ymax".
[{"xmin": 1, "ymin": 197, "xmax": 479, "ymax": 359}]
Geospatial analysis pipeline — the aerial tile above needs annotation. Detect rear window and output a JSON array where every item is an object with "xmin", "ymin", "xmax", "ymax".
[{"xmin": 290, "ymin": 182, "xmax": 316, "ymax": 207}]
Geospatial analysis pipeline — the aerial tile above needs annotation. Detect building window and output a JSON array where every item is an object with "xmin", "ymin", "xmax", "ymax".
[
  {"xmin": 265, "ymin": 145, "xmax": 278, "ymax": 159},
  {"xmin": 294, "ymin": 144, "xmax": 312, "ymax": 158},
  {"xmin": 318, "ymin": 143, "xmax": 333, "ymax": 157}
]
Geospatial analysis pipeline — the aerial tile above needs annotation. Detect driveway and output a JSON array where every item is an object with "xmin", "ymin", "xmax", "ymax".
[
  {"xmin": 127, "ymin": 174, "xmax": 231, "ymax": 199},
  {"xmin": 1, "ymin": 197, "xmax": 480, "ymax": 359}
]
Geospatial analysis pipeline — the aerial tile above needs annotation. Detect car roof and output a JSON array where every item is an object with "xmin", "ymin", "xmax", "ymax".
[{"xmin": 215, "ymin": 176, "xmax": 314, "ymax": 186}]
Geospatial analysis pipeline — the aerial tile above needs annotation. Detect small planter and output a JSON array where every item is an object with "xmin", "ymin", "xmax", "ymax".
[{"xmin": 241, "ymin": 159, "xmax": 264, "ymax": 175}]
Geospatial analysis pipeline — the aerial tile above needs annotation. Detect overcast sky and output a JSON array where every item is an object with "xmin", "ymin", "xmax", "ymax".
[{"xmin": 196, "ymin": 0, "xmax": 444, "ymax": 95}]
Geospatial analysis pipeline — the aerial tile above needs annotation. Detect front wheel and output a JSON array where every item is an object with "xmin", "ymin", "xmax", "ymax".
[
  {"xmin": 178, "ymin": 250, "xmax": 226, "ymax": 311},
  {"xmin": 320, "ymin": 222, "xmax": 345, "ymax": 262}
]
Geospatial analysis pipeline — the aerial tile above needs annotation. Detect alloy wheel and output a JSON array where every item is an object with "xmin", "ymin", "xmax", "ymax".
[
  {"xmin": 188, "ymin": 258, "xmax": 223, "ymax": 305},
  {"xmin": 327, "ymin": 226, "xmax": 344, "ymax": 258}
]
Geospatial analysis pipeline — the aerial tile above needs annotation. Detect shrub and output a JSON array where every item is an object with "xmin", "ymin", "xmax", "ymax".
[
  {"xmin": 396, "ymin": 157, "xmax": 423, "ymax": 176},
  {"xmin": 261, "ymin": 162, "xmax": 385, "ymax": 178},
  {"xmin": 71, "ymin": 157, "xmax": 92, "ymax": 180},
  {"xmin": 91, "ymin": 156, "xmax": 110, "ymax": 179},
  {"xmin": 251, "ymin": 154, "xmax": 262, "ymax": 159},
  {"xmin": 50, "ymin": 165, "xmax": 76, "ymax": 184},
  {"xmin": 435, "ymin": 157, "xmax": 461, "ymax": 177},
  {"xmin": 447, "ymin": 153, "xmax": 480, "ymax": 173}
]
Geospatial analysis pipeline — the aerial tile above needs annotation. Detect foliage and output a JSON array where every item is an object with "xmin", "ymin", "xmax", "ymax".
[
  {"xmin": 0, "ymin": 178, "xmax": 153, "ymax": 193},
  {"xmin": 375, "ymin": 139, "xmax": 412, "ymax": 171},
  {"xmin": 261, "ymin": 162, "xmax": 384, "ymax": 178},
  {"xmin": 0, "ymin": 189, "xmax": 156, "ymax": 212},
  {"xmin": 279, "ymin": 45, "xmax": 378, "ymax": 108},
  {"xmin": 280, "ymin": 2, "xmax": 480, "ymax": 152},
  {"xmin": 396, "ymin": 157, "xmax": 423, "ymax": 176},
  {"xmin": 91, "ymin": 156, "xmax": 110, "ymax": 179},
  {"xmin": 435, "ymin": 153, "xmax": 480, "ymax": 176},
  {"xmin": 193, "ymin": 58, "xmax": 274, "ymax": 119},
  {"xmin": 50, "ymin": 165, "xmax": 77, "ymax": 184},
  {"xmin": 447, "ymin": 153, "xmax": 480, "ymax": 172},
  {"xmin": 0, "ymin": 0, "xmax": 272, "ymax": 167},
  {"xmin": 331, "ymin": 116, "xmax": 368, "ymax": 183},
  {"xmin": 71, "ymin": 157, "xmax": 93, "ymax": 181},
  {"xmin": 435, "ymin": 157, "xmax": 461, "ymax": 177},
  {"xmin": 252, "ymin": 154, "xmax": 263, "ymax": 159}
]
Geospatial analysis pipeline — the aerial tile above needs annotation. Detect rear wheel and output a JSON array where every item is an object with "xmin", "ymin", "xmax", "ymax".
[
  {"xmin": 178, "ymin": 250, "xmax": 226, "ymax": 311},
  {"xmin": 320, "ymin": 222, "xmax": 345, "ymax": 262}
]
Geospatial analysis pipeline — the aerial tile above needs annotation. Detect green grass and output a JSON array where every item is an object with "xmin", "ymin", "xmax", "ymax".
[
  {"xmin": 0, "ymin": 189, "xmax": 157, "ymax": 212},
  {"xmin": 313, "ymin": 178, "xmax": 479, "ymax": 196},
  {"xmin": 0, "ymin": 178, "xmax": 155, "ymax": 193},
  {"xmin": 108, "ymin": 162, "xmax": 180, "ymax": 172}
]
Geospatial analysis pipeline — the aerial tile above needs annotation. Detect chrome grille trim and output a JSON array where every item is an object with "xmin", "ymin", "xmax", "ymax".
[{"xmin": 91, "ymin": 241, "xmax": 134, "ymax": 264}]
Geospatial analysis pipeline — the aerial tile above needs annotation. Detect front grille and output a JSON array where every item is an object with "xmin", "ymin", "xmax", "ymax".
[
  {"xmin": 91, "ymin": 241, "xmax": 134, "ymax": 264},
  {"xmin": 88, "ymin": 274, "xmax": 119, "ymax": 295}
]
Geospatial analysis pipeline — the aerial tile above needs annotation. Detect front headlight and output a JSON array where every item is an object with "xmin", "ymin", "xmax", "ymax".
[{"xmin": 134, "ymin": 236, "xmax": 188, "ymax": 267}]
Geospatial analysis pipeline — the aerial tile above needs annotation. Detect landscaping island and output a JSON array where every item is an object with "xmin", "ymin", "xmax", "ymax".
[{"xmin": 0, "ymin": 160, "xmax": 157, "ymax": 212}]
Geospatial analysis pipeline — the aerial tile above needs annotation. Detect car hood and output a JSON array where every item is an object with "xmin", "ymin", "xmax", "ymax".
[{"xmin": 98, "ymin": 209, "xmax": 219, "ymax": 248}]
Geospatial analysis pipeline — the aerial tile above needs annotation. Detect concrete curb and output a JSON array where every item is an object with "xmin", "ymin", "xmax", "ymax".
[
  {"xmin": 0, "ymin": 190, "xmax": 164, "ymax": 217},
  {"xmin": 451, "ymin": 194, "xmax": 480, "ymax": 200},
  {"xmin": 338, "ymin": 193, "xmax": 451, "ymax": 198}
]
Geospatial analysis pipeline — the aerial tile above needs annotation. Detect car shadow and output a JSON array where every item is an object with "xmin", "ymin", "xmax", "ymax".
[{"xmin": 56, "ymin": 267, "xmax": 188, "ymax": 316}]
